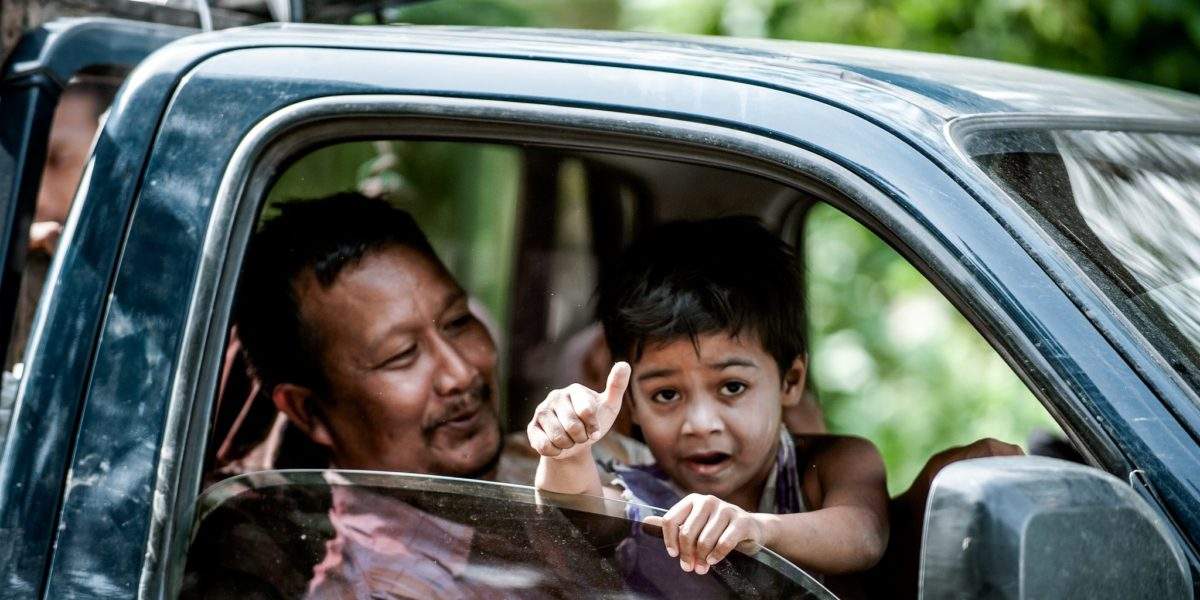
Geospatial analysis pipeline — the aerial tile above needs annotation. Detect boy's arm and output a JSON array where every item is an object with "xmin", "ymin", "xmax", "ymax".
[
  {"xmin": 756, "ymin": 436, "xmax": 889, "ymax": 574},
  {"xmin": 529, "ymin": 363, "xmax": 631, "ymax": 497},
  {"xmin": 652, "ymin": 436, "xmax": 888, "ymax": 576}
]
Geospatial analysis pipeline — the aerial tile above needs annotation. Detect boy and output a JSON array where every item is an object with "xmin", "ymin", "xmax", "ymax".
[{"xmin": 528, "ymin": 217, "xmax": 889, "ymax": 578}]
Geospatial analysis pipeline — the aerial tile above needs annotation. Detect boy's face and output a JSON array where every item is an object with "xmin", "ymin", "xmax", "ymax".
[{"xmin": 628, "ymin": 332, "xmax": 805, "ymax": 509}]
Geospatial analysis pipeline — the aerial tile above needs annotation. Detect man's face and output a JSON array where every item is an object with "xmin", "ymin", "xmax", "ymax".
[
  {"xmin": 293, "ymin": 245, "xmax": 502, "ymax": 477},
  {"xmin": 628, "ymin": 332, "xmax": 802, "ymax": 510}
]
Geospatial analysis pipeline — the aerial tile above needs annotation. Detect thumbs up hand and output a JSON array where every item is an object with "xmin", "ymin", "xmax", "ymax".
[{"xmin": 527, "ymin": 362, "xmax": 631, "ymax": 461}]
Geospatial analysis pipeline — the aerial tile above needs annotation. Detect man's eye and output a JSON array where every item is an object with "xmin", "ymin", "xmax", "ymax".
[
  {"xmin": 719, "ymin": 381, "xmax": 747, "ymax": 396},
  {"xmin": 651, "ymin": 389, "xmax": 680, "ymax": 404},
  {"xmin": 384, "ymin": 346, "xmax": 417, "ymax": 367},
  {"xmin": 444, "ymin": 313, "xmax": 473, "ymax": 332}
]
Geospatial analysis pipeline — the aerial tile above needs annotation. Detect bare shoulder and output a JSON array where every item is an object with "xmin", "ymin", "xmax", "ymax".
[{"xmin": 795, "ymin": 433, "xmax": 883, "ymax": 470}]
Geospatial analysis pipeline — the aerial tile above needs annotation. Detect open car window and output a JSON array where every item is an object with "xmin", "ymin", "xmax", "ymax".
[{"xmin": 183, "ymin": 470, "xmax": 834, "ymax": 599}]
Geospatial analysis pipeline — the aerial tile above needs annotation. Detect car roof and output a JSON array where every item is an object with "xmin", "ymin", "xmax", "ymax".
[{"xmin": 200, "ymin": 23, "xmax": 1200, "ymax": 123}]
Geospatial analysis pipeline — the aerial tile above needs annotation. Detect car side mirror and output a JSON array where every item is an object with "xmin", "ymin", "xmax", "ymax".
[{"xmin": 918, "ymin": 456, "xmax": 1191, "ymax": 600}]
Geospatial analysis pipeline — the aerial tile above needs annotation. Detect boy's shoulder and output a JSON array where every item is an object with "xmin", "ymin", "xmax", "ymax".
[{"xmin": 791, "ymin": 432, "xmax": 884, "ymax": 470}]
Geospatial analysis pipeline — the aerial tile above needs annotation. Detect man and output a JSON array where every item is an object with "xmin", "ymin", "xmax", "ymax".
[
  {"xmin": 220, "ymin": 193, "xmax": 614, "ymax": 598},
  {"xmin": 236, "ymin": 193, "xmax": 508, "ymax": 481}
]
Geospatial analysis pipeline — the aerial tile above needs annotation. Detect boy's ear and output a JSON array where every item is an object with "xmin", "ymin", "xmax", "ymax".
[
  {"xmin": 271, "ymin": 383, "xmax": 335, "ymax": 448},
  {"xmin": 780, "ymin": 355, "xmax": 808, "ymax": 408}
]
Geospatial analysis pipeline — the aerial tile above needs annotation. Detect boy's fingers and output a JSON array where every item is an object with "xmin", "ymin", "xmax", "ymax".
[
  {"xmin": 601, "ymin": 362, "xmax": 631, "ymax": 411},
  {"xmin": 694, "ymin": 508, "xmax": 733, "ymax": 573},
  {"xmin": 566, "ymin": 387, "xmax": 601, "ymax": 439},
  {"xmin": 677, "ymin": 496, "xmax": 716, "ymax": 572},
  {"xmin": 708, "ymin": 521, "xmax": 746, "ymax": 565},
  {"xmin": 526, "ymin": 424, "xmax": 560, "ymax": 457},
  {"xmin": 552, "ymin": 396, "xmax": 590, "ymax": 444},
  {"xmin": 535, "ymin": 407, "xmax": 573, "ymax": 450},
  {"xmin": 660, "ymin": 502, "xmax": 692, "ymax": 560}
]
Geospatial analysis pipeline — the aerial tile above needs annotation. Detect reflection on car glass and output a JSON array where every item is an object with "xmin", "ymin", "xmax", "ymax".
[
  {"xmin": 967, "ymin": 129, "xmax": 1200, "ymax": 398},
  {"xmin": 182, "ymin": 470, "xmax": 834, "ymax": 599}
]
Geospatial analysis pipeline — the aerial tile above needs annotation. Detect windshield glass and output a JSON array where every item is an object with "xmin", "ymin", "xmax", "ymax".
[
  {"xmin": 181, "ymin": 470, "xmax": 833, "ymax": 599},
  {"xmin": 961, "ymin": 126, "xmax": 1200, "ymax": 397}
]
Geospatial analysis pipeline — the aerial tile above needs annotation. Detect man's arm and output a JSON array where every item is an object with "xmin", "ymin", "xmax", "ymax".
[{"xmin": 529, "ymin": 363, "xmax": 630, "ymax": 497}]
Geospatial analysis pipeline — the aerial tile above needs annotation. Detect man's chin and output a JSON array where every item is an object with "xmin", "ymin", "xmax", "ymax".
[{"xmin": 434, "ymin": 422, "xmax": 503, "ymax": 480}]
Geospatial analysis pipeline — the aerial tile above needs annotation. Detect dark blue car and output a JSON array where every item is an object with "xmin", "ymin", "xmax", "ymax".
[{"xmin": 0, "ymin": 15, "xmax": 1197, "ymax": 599}]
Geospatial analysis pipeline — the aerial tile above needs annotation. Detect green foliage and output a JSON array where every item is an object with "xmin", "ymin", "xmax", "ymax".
[
  {"xmin": 805, "ymin": 204, "xmax": 1058, "ymax": 493},
  {"xmin": 384, "ymin": 0, "xmax": 1200, "ymax": 93}
]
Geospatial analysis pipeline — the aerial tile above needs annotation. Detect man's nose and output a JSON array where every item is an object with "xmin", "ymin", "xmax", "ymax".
[
  {"xmin": 680, "ymin": 395, "xmax": 724, "ymax": 436},
  {"xmin": 430, "ymin": 332, "xmax": 480, "ymax": 395}
]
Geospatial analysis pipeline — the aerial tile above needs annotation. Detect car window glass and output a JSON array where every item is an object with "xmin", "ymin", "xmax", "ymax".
[
  {"xmin": 182, "ymin": 470, "xmax": 834, "ymax": 599},
  {"xmin": 963, "ymin": 128, "xmax": 1200, "ymax": 402}
]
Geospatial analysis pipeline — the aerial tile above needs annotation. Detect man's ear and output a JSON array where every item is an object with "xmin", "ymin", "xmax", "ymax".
[
  {"xmin": 780, "ymin": 355, "xmax": 808, "ymax": 408},
  {"xmin": 271, "ymin": 383, "xmax": 335, "ymax": 448}
]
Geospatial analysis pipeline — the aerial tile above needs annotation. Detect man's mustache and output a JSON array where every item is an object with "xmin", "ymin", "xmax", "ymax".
[{"xmin": 421, "ymin": 380, "xmax": 493, "ymax": 433}]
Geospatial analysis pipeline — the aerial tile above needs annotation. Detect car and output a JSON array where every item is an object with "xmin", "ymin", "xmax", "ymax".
[{"xmin": 0, "ymin": 15, "xmax": 1198, "ymax": 599}]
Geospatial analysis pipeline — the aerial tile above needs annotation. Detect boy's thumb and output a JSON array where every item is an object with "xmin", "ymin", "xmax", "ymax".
[{"xmin": 602, "ymin": 362, "xmax": 631, "ymax": 407}]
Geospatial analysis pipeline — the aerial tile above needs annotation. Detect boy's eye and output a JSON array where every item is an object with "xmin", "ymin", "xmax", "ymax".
[
  {"xmin": 719, "ymin": 381, "xmax": 747, "ymax": 396},
  {"xmin": 651, "ymin": 389, "xmax": 680, "ymax": 404}
]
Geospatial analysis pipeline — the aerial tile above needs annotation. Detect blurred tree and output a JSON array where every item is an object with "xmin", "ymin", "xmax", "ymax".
[{"xmin": 382, "ymin": 0, "xmax": 1200, "ymax": 93}]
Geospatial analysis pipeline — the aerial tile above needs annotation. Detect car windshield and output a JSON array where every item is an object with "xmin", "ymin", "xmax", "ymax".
[
  {"xmin": 182, "ymin": 470, "xmax": 834, "ymax": 599},
  {"xmin": 960, "ymin": 126, "xmax": 1200, "ymax": 398}
]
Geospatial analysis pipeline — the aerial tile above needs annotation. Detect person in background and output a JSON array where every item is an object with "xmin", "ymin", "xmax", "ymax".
[
  {"xmin": 7, "ymin": 75, "xmax": 115, "ymax": 369},
  {"xmin": 0, "ymin": 75, "xmax": 116, "ymax": 443}
]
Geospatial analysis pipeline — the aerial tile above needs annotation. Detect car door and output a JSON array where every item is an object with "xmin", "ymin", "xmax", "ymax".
[
  {"xmin": 0, "ymin": 17, "xmax": 190, "ymax": 598},
  {"xmin": 32, "ymin": 25, "xmax": 1198, "ymax": 597}
]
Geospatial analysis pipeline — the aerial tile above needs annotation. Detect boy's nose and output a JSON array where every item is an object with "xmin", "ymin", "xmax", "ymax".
[{"xmin": 681, "ymin": 395, "xmax": 724, "ymax": 435}]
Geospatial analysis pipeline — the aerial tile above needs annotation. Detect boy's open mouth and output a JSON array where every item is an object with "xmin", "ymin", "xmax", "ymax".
[{"xmin": 681, "ymin": 451, "xmax": 733, "ymax": 476}]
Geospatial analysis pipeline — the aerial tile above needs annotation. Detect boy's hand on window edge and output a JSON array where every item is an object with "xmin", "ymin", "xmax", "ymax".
[{"xmin": 644, "ymin": 494, "xmax": 766, "ymax": 575}]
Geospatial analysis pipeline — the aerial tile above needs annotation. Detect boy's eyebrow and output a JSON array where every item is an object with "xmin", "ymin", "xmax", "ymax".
[
  {"xmin": 636, "ymin": 367, "xmax": 678, "ymax": 382},
  {"xmin": 708, "ymin": 358, "xmax": 758, "ymax": 370}
]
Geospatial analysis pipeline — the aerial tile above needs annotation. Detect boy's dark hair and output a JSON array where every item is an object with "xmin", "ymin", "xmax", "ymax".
[
  {"xmin": 235, "ymin": 193, "xmax": 439, "ymax": 393},
  {"xmin": 597, "ymin": 216, "xmax": 806, "ymax": 376}
]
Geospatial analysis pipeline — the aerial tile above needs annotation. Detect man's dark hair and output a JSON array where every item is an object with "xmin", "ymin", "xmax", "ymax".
[
  {"xmin": 235, "ymin": 193, "xmax": 439, "ymax": 393},
  {"xmin": 597, "ymin": 216, "xmax": 807, "ymax": 377}
]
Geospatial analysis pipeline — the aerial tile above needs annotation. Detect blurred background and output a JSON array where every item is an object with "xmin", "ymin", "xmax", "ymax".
[{"xmin": 269, "ymin": 0, "xmax": 1200, "ymax": 493}]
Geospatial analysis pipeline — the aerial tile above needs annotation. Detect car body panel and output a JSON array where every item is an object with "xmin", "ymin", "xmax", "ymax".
[
  {"xmin": 0, "ymin": 22, "xmax": 1193, "ymax": 597},
  {"xmin": 0, "ymin": 18, "xmax": 191, "ymax": 596}
]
